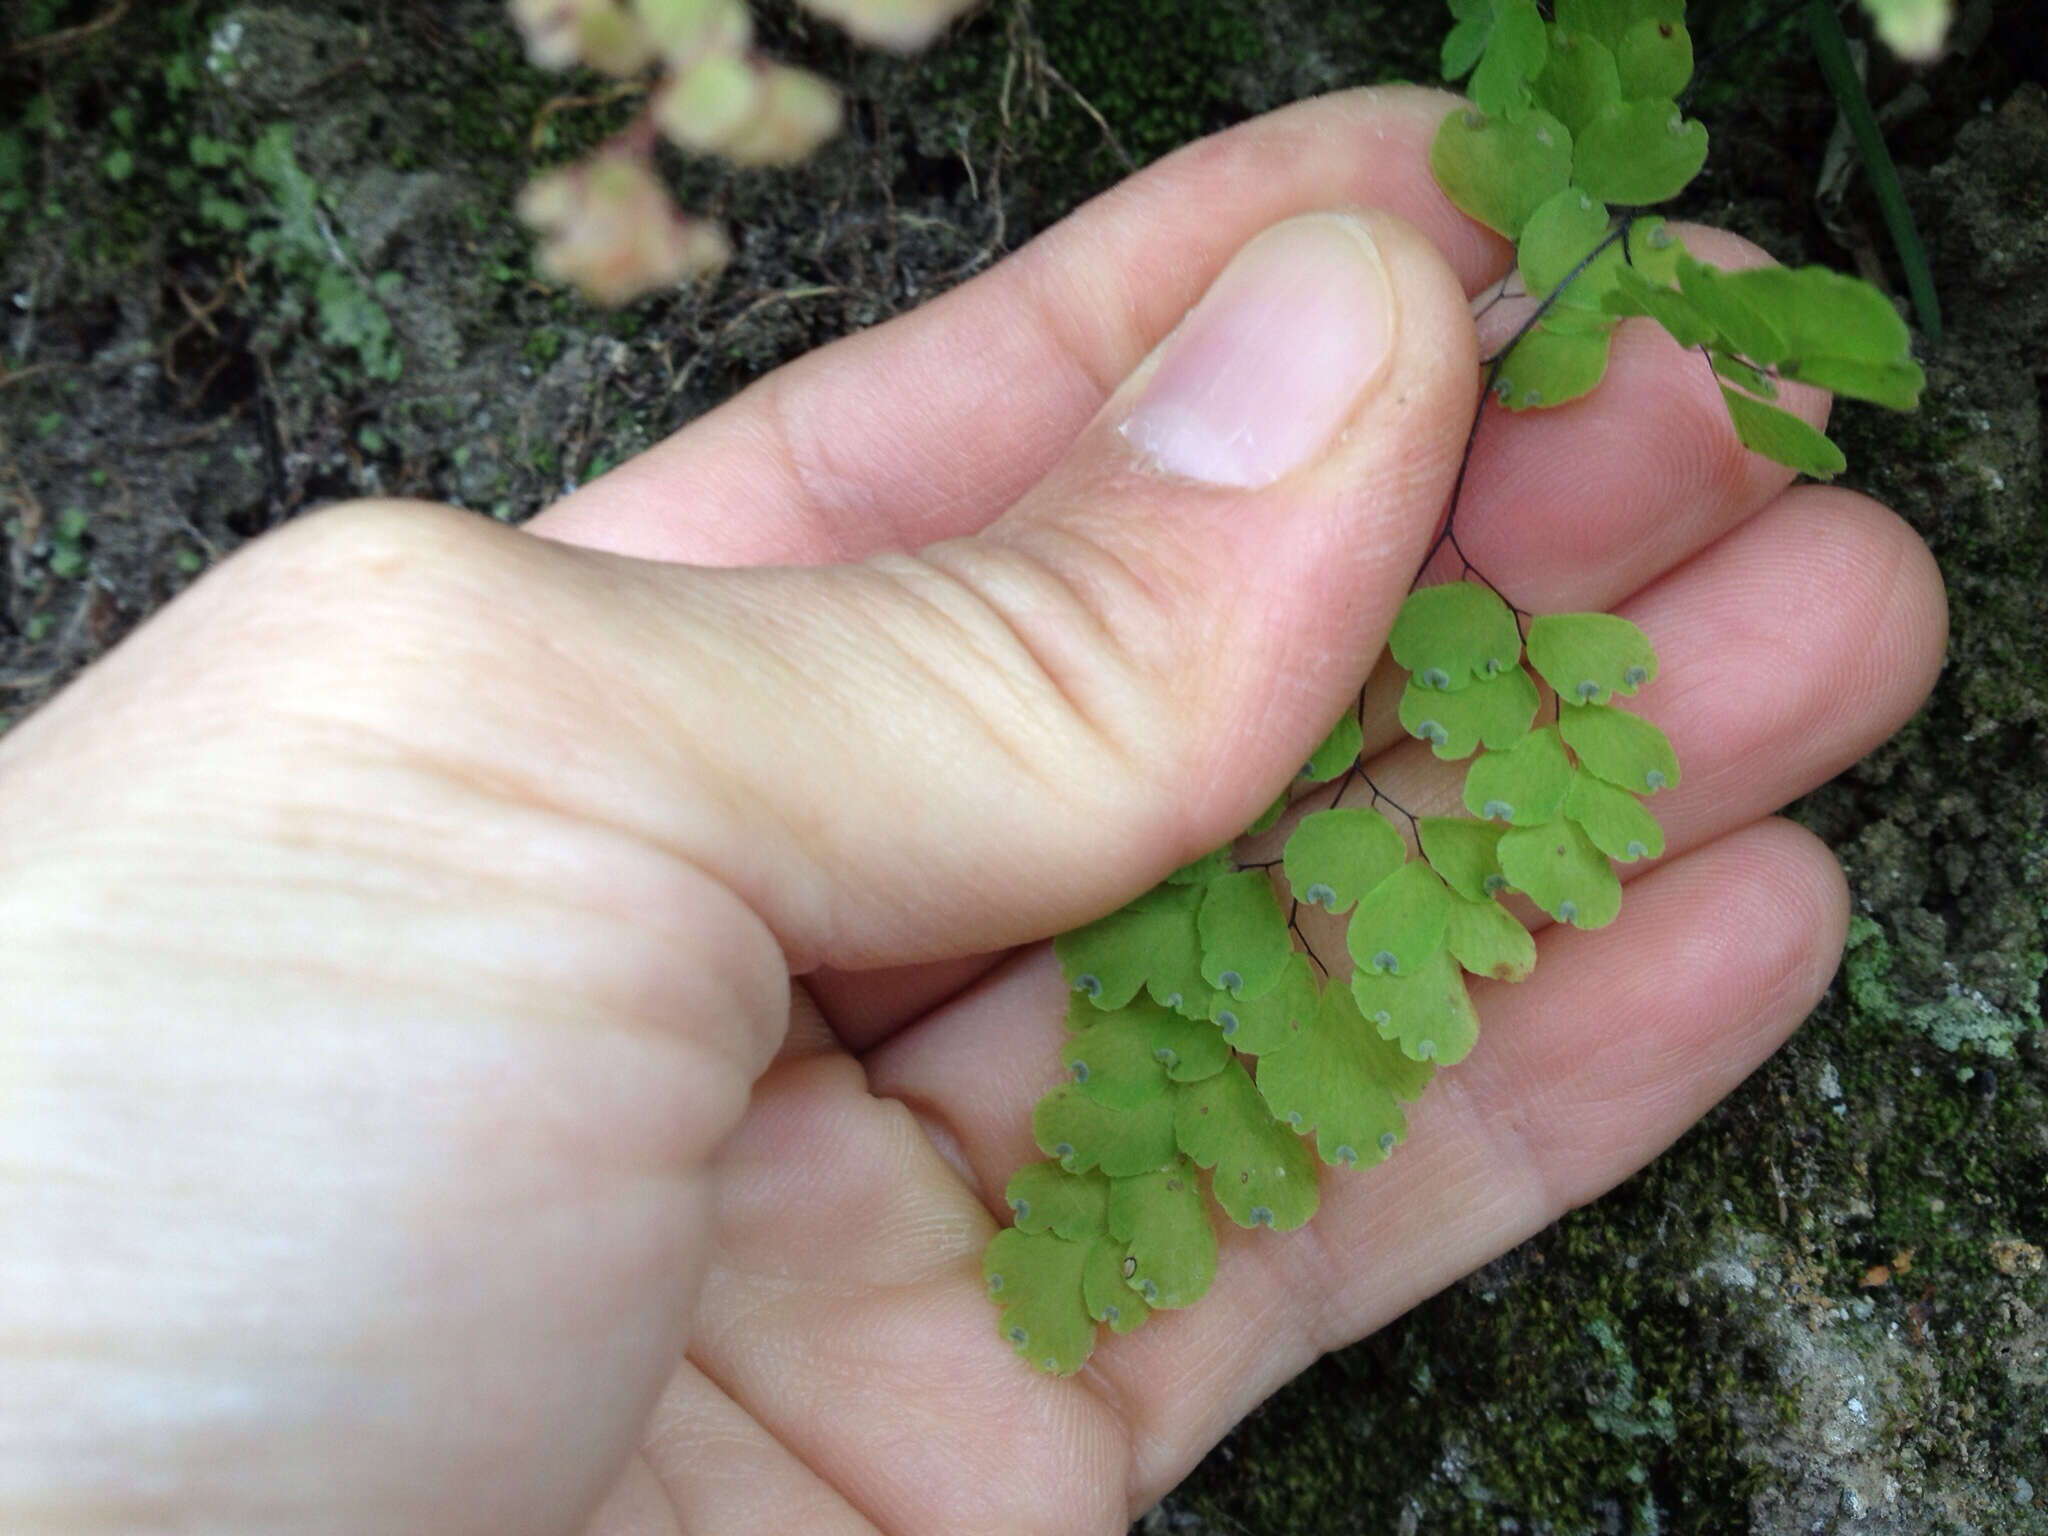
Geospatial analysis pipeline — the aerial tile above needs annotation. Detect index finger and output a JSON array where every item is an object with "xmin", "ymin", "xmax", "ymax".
[{"xmin": 528, "ymin": 87, "xmax": 1507, "ymax": 566}]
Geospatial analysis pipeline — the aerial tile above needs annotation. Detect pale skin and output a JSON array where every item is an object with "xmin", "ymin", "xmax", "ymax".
[{"xmin": 0, "ymin": 88, "xmax": 1947, "ymax": 1535}]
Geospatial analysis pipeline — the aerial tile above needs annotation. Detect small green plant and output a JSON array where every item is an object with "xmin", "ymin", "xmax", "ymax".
[
  {"xmin": 242, "ymin": 126, "xmax": 404, "ymax": 384},
  {"xmin": 47, "ymin": 506, "xmax": 89, "ymax": 580},
  {"xmin": 182, "ymin": 125, "xmax": 405, "ymax": 382},
  {"xmin": 983, "ymin": 0, "xmax": 1926, "ymax": 1376}
]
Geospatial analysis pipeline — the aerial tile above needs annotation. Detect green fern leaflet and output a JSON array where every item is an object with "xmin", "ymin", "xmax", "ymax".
[
  {"xmin": 985, "ymin": 583, "xmax": 1674, "ymax": 1375},
  {"xmin": 985, "ymin": 0, "xmax": 1924, "ymax": 1376}
]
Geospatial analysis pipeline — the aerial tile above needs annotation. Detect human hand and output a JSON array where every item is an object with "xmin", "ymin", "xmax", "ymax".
[{"xmin": 0, "ymin": 87, "xmax": 1944, "ymax": 1535}]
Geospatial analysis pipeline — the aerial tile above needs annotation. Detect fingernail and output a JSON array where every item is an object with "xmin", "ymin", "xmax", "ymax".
[{"xmin": 1119, "ymin": 214, "xmax": 1396, "ymax": 489}]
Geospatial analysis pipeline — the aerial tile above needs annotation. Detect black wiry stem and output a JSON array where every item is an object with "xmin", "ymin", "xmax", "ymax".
[
  {"xmin": 1358, "ymin": 769, "xmax": 1422, "ymax": 843},
  {"xmin": 1418, "ymin": 220, "xmax": 1634, "ymax": 606},
  {"xmin": 1683, "ymin": 0, "xmax": 1814, "ymax": 112},
  {"xmin": 1287, "ymin": 910, "xmax": 1331, "ymax": 980}
]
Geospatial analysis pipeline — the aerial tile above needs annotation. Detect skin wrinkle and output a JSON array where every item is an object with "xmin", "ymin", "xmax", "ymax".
[
  {"xmin": 858, "ymin": 550, "xmax": 1119, "ymax": 810},
  {"xmin": 882, "ymin": 1082, "xmax": 1006, "ymax": 1226},
  {"xmin": 958, "ymin": 512, "xmax": 1195, "ymax": 737},
  {"xmin": 679, "ymin": 1032, "xmax": 1135, "ymax": 1534},
  {"xmin": 986, "ymin": 470, "xmax": 1214, "ymax": 671},
  {"xmin": 612, "ymin": 1365, "xmax": 885, "ymax": 1536},
  {"xmin": 1062, "ymin": 826, "xmax": 1853, "ymax": 1512},
  {"xmin": 905, "ymin": 539, "xmax": 1156, "ymax": 807}
]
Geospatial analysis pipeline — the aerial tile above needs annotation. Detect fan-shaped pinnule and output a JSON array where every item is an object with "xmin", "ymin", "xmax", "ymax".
[
  {"xmin": 1346, "ymin": 861, "xmax": 1457, "ymax": 979},
  {"xmin": 1031, "ymin": 1083, "xmax": 1177, "ymax": 1179},
  {"xmin": 1303, "ymin": 710, "xmax": 1365, "ymax": 783},
  {"xmin": 1498, "ymin": 815, "xmax": 1625, "ymax": 928},
  {"xmin": 1419, "ymin": 816, "xmax": 1511, "ymax": 901},
  {"xmin": 1054, "ymin": 882, "xmax": 1204, "ymax": 1012},
  {"xmin": 1389, "ymin": 580, "xmax": 1524, "ymax": 689},
  {"xmin": 1063, "ymin": 996, "xmax": 1231, "ymax": 1106},
  {"xmin": 1558, "ymin": 699, "xmax": 1680, "ymax": 795},
  {"xmin": 1462, "ymin": 724, "xmax": 1575, "ymax": 826},
  {"xmin": 1081, "ymin": 1237, "xmax": 1151, "ymax": 1334},
  {"xmin": 1354, "ymin": 948, "xmax": 1483, "ymax": 1066},
  {"xmin": 1197, "ymin": 870, "xmax": 1294, "ymax": 999},
  {"xmin": 1526, "ymin": 611, "xmax": 1658, "ymax": 704},
  {"xmin": 1109, "ymin": 1160, "xmax": 1218, "ymax": 1309},
  {"xmin": 1564, "ymin": 769, "xmax": 1666, "ymax": 862},
  {"xmin": 1444, "ymin": 891, "xmax": 1538, "ymax": 982},
  {"xmin": 1284, "ymin": 807, "xmax": 1407, "ymax": 914},
  {"xmin": 1209, "ymin": 954, "xmax": 1317, "ymax": 1055},
  {"xmin": 1399, "ymin": 664, "xmax": 1542, "ymax": 759},
  {"xmin": 1256, "ymin": 984, "xmax": 1434, "ymax": 1168},
  {"xmin": 1172, "ymin": 1061, "xmax": 1321, "ymax": 1230},
  {"xmin": 1430, "ymin": 105, "xmax": 1576, "ymax": 242},
  {"xmin": 982, "ymin": 1229, "xmax": 1096, "ymax": 1376},
  {"xmin": 1005, "ymin": 1161, "xmax": 1110, "ymax": 1241}
]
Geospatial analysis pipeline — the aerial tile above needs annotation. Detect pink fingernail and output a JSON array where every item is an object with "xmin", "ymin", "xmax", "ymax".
[{"xmin": 1119, "ymin": 214, "xmax": 1396, "ymax": 488}]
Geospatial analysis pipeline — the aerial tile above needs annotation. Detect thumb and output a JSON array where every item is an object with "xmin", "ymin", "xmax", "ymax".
[{"xmin": 598, "ymin": 209, "xmax": 1478, "ymax": 967}]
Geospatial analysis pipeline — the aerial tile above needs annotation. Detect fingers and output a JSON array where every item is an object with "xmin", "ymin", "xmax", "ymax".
[
  {"xmin": 1343, "ymin": 485, "xmax": 1947, "ymax": 865},
  {"xmin": 756, "ymin": 219, "xmax": 1838, "ymax": 1045},
  {"xmin": 671, "ymin": 822, "xmax": 1845, "ymax": 1533},
  {"xmin": 806, "ymin": 955, "xmax": 1012, "ymax": 1052},
  {"xmin": 527, "ymin": 87, "xmax": 1504, "ymax": 568},
  {"xmin": 678, "ymin": 1050, "xmax": 1134, "ymax": 1536},
  {"xmin": 1092, "ymin": 819, "xmax": 1850, "ymax": 1500},
  {"xmin": 579, "ymin": 1363, "xmax": 882, "ymax": 1536},
  {"xmin": 867, "ymin": 481, "xmax": 1945, "ymax": 1181},
  {"xmin": 839, "ymin": 480, "xmax": 1942, "ymax": 1499},
  {"xmin": 1437, "ymin": 224, "xmax": 1828, "ymax": 599}
]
